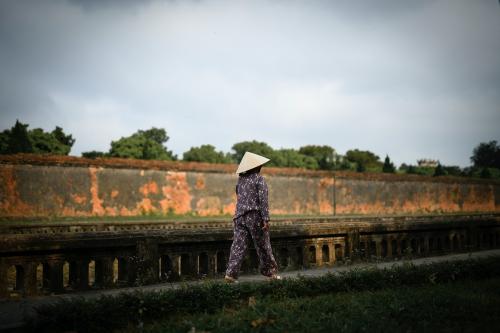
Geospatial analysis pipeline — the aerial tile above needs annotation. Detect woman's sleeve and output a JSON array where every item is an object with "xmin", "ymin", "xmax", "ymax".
[{"xmin": 257, "ymin": 177, "xmax": 270, "ymax": 222}]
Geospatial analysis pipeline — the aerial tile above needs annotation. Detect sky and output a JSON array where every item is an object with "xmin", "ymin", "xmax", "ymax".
[{"xmin": 1, "ymin": 0, "xmax": 499, "ymax": 167}]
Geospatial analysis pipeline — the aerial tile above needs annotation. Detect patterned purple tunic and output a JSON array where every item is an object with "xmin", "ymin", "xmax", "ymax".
[
  {"xmin": 234, "ymin": 173, "xmax": 270, "ymax": 222},
  {"xmin": 225, "ymin": 172, "xmax": 278, "ymax": 279}
]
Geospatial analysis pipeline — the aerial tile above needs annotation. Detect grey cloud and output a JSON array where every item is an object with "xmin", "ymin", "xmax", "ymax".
[{"xmin": 0, "ymin": 0, "xmax": 499, "ymax": 167}]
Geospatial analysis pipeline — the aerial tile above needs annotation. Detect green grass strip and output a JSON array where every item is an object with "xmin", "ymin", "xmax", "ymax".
[
  {"xmin": 30, "ymin": 255, "xmax": 500, "ymax": 333},
  {"xmin": 147, "ymin": 277, "xmax": 500, "ymax": 333}
]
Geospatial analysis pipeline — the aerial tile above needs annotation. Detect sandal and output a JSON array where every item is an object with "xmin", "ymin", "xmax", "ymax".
[{"xmin": 224, "ymin": 275, "xmax": 238, "ymax": 283}]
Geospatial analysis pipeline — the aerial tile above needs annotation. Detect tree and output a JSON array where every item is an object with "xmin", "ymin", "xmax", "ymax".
[
  {"xmin": 382, "ymin": 155, "xmax": 396, "ymax": 173},
  {"xmin": 337, "ymin": 156, "xmax": 355, "ymax": 170},
  {"xmin": 345, "ymin": 149, "xmax": 382, "ymax": 171},
  {"xmin": 273, "ymin": 148, "xmax": 319, "ymax": 169},
  {"xmin": 183, "ymin": 145, "xmax": 231, "ymax": 163},
  {"xmin": 398, "ymin": 163, "xmax": 409, "ymax": 172},
  {"xmin": 0, "ymin": 121, "xmax": 75, "ymax": 155},
  {"xmin": 4, "ymin": 120, "xmax": 33, "ymax": 154},
  {"xmin": 0, "ymin": 129, "xmax": 11, "ymax": 154},
  {"xmin": 480, "ymin": 167, "xmax": 492, "ymax": 179},
  {"xmin": 356, "ymin": 161, "xmax": 366, "ymax": 172},
  {"xmin": 433, "ymin": 163, "xmax": 446, "ymax": 177},
  {"xmin": 30, "ymin": 128, "xmax": 73, "ymax": 155},
  {"xmin": 298, "ymin": 145, "xmax": 336, "ymax": 170},
  {"xmin": 407, "ymin": 165, "xmax": 418, "ymax": 174},
  {"xmin": 109, "ymin": 127, "xmax": 176, "ymax": 160},
  {"xmin": 82, "ymin": 151, "xmax": 108, "ymax": 159},
  {"xmin": 52, "ymin": 126, "xmax": 75, "ymax": 148},
  {"xmin": 471, "ymin": 141, "xmax": 500, "ymax": 169},
  {"xmin": 231, "ymin": 141, "xmax": 275, "ymax": 165},
  {"xmin": 141, "ymin": 127, "xmax": 169, "ymax": 146},
  {"xmin": 443, "ymin": 165, "xmax": 462, "ymax": 177}
]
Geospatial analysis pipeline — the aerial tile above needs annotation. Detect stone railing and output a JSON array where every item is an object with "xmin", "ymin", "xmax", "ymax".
[{"xmin": 1, "ymin": 213, "xmax": 499, "ymax": 299}]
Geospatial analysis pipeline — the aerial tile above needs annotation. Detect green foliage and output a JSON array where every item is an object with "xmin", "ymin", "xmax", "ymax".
[
  {"xmin": 400, "ymin": 164, "xmax": 434, "ymax": 176},
  {"xmin": 356, "ymin": 161, "xmax": 366, "ymax": 172},
  {"xmin": 398, "ymin": 163, "xmax": 409, "ymax": 171},
  {"xmin": 407, "ymin": 165, "xmax": 417, "ymax": 174},
  {"xmin": 52, "ymin": 126, "xmax": 75, "ymax": 148},
  {"xmin": 142, "ymin": 127, "xmax": 169, "ymax": 146},
  {"xmin": 231, "ymin": 141, "xmax": 275, "ymax": 164},
  {"xmin": 415, "ymin": 166, "xmax": 435, "ymax": 176},
  {"xmin": 484, "ymin": 167, "xmax": 500, "ymax": 179},
  {"xmin": 345, "ymin": 149, "xmax": 382, "ymax": 172},
  {"xmin": 81, "ymin": 151, "xmax": 108, "ymax": 159},
  {"xmin": 298, "ymin": 145, "xmax": 336, "ymax": 170},
  {"xmin": 30, "ymin": 128, "xmax": 72, "ymax": 155},
  {"xmin": 109, "ymin": 127, "xmax": 176, "ymax": 160},
  {"xmin": 433, "ymin": 163, "xmax": 446, "ymax": 177},
  {"xmin": 337, "ymin": 157, "xmax": 356, "ymax": 171},
  {"xmin": 400, "ymin": 162, "xmax": 462, "ymax": 177},
  {"xmin": 0, "ymin": 130, "xmax": 9, "ymax": 153},
  {"xmin": 150, "ymin": 277, "xmax": 500, "ymax": 333},
  {"xmin": 471, "ymin": 140, "xmax": 500, "ymax": 169},
  {"xmin": 480, "ymin": 167, "xmax": 492, "ymax": 179},
  {"xmin": 3, "ymin": 120, "xmax": 33, "ymax": 154},
  {"xmin": 183, "ymin": 144, "xmax": 232, "ymax": 163},
  {"xmin": 273, "ymin": 148, "xmax": 319, "ymax": 169},
  {"xmin": 442, "ymin": 165, "xmax": 462, "ymax": 177},
  {"xmin": 0, "ymin": 120, "xmax": 74, "ymax": 155},
  {"xmin": 231, "ymin": 141, "xmax": 321, "ymax": 169},
  {"xmin": 382, "ymin": 155, "xmax": 396, "ymax": 173},
  {"xmin": 31, "ymin": 256, "xmax": 500, "ymax": 333},
  {"xmin": 461, "ymin": 166, "xmax": 500, "ymax": 179}
]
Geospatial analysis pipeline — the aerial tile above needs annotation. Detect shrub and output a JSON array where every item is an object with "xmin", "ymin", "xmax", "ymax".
[{"xmin": 30, "ymin": 256, "xmax": 500, "ymax": 333}]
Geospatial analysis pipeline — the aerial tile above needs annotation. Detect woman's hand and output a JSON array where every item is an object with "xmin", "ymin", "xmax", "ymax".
[{"xmin": 262, "ymin": 221, "xmax": 270, "ymax": 232}]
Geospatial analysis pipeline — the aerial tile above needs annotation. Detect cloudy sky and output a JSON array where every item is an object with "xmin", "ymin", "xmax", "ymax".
[{"xmin": 1, "ymin": 0, "xmax": 499, "ymax": 167}]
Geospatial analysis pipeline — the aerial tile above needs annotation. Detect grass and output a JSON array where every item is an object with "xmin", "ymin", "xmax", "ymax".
[
  {"xmin": 146, "ymin": 277, "xmax": 500, "ymax": 333},
  {"xmin": 28, "ymin": 255, "xmax": 500, "ymax": 333}
]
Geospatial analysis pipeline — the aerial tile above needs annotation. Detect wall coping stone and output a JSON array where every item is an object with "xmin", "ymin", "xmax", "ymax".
[
  {"xmin": 0, "ymin": 213, "xmax": 500, "ymax": 237},
  {"xmin": 1, "ymin": 153, "xmax": 498, "ymax": 184}
]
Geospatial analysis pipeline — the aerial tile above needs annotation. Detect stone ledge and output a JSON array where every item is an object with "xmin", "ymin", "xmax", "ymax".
[
  {"xmin": 2, "ymin": 153, "xmax": 498, "ymax": 184},
  {"xmin": 1, "ymin": 213, "xmax": 498, "ymax": 253}
]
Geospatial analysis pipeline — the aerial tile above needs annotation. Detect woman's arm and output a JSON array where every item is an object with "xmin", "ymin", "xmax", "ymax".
[{"xmin": 257, "ymin": 176, "xmax": 270, "ymax": 223}]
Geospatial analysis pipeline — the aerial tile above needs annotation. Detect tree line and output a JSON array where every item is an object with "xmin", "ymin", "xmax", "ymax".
[{"xmin": 1, "ymin": 120, "xmax": 499, "ymax": 179}]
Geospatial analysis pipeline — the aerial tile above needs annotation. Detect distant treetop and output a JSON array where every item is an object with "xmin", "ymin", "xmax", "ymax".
[{"xmin": 0, "ymin": 120, "xmax": 74, "ymax": 155}]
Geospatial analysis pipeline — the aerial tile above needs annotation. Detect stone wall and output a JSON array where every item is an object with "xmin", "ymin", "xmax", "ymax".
[
  {"xmin": 334, "ymin": 178, "xmax": 498, "ymax": 215},
  {"xmin": 0, "ymin": 154, "xmax": 499, "ymax": 219}
]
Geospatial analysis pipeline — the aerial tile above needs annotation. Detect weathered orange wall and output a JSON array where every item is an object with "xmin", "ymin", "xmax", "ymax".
[
  {"xmin": 0, "ymin": 155, "xmax": 499, "ymax": 219},
  {"xmin": 334, "ymin": 178, "xmax": 498, "ymax": 215}
]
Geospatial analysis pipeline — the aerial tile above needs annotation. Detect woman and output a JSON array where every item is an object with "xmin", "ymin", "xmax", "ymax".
[{"xmin": 225, "ymin": 151, "xmax": 281, "ymax": 282}]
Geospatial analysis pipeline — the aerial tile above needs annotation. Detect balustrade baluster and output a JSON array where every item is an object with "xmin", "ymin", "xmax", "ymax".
[
  {"xmin": 170, "ymin": 254, "xmax": 181, "ymax": 280},
  {"xmin": 47, "ymin": 260, "xmax": 64, "ymax": 293},
  {"xmin": 207, "ymin": 251, "xmax": 217, "ymax": 277},
  {"xmin": 315, "ymin": 244, "xmax": 322, "ymax": 267},
  {"xmin": 23, "ymin": 262, "xmax": 37, "ymax": 296},
  {"xmin": 386, "ymin": 238, "xmax": 393, "ymax": 258},
  {"xmin": 95, "ymin": 258, "xmax": 114, "ymax": 288},
  {"xmin": 0, "ymin": 260, "xmax": 8, "ymax": 298},
  {"xmin": 375, "ymin": 238, "xmax": 382, "ymax": 258},
  {"xmin": 328, "ymin": 241, "xmax": 335, "ymax": 265},
  {"xmin": 76, "ymin": 259, "xmax": 90, "ymax": 290}
]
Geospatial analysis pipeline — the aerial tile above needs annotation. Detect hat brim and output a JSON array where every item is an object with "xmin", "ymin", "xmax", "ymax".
[{"xmin": 236, "ymin": 152, "xmax": 270, "ymax": 174}]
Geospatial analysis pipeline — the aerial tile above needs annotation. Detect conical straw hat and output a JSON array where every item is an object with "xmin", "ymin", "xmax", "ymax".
[{"xmin": 235, "ymin": 151, "xmax": 270, "ymax": 174}]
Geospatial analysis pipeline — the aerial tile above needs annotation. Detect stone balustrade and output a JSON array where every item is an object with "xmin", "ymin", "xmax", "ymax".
[{"xmin": 1, "ymin": 213, "xmax": 499, "ymax": 299}]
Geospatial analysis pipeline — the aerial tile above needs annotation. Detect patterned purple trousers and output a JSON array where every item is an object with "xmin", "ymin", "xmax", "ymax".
[{"xmin": 225, "ymin": 210, "xmax": 278, "ymax": 279}]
